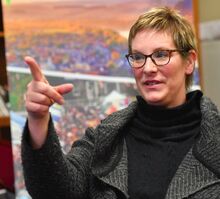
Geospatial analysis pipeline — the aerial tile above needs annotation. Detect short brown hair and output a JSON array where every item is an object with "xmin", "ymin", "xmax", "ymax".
[{"xmin": 128, "ymin": 7, "xmax": 197, "ymax": 90}]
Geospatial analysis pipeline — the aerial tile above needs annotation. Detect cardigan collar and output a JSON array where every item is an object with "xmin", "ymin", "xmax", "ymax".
[{"xmin": 91, "ymin": 95, "xmax": 220, "ymax": 198}]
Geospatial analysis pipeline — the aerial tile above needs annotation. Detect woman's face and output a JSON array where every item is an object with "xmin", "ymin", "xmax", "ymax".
[{"xmin": 131, "ymin": 29, "xmax": 195, "ymax": 108}]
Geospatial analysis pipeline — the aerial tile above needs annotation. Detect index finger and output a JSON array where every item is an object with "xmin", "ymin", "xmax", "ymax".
[{"xmin": 24, "ymin": 56, "xmax": 45, "ymax": 82}]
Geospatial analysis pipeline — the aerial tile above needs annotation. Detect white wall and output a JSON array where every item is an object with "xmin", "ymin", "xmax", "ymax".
[
  {"xmin": 199, "ymin": 0, "xmax": 220, "ymax": 108},
  {"xmin": 201, "ymin": 40, "xmax": 220, "ymax": 108}
]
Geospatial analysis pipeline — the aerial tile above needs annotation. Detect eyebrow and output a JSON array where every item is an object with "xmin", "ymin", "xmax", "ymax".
[{"xmin": 131, "ymin": 48, "xmax": 171, "ymax": 54}]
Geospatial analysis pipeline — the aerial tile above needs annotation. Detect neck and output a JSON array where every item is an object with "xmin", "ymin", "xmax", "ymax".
[{"xmin": 136, "ymin": 90, "xmax": 203, "ymax": 128}]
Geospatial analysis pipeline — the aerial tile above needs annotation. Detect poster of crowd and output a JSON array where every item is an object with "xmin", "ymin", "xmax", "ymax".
[{"xmin": 2, "ymin": 0, "xmax": 198, "ymax": 198}]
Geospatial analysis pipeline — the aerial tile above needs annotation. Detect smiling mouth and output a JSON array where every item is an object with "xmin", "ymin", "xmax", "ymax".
[{"xmin": 145, "ymin": 81, "xmax": 161, "ymax": 86}]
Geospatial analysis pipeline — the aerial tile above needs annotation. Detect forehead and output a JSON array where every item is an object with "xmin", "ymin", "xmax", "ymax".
[{"xmin": 131, "ymin": 29, "xmax": 175, "ymax": 52}]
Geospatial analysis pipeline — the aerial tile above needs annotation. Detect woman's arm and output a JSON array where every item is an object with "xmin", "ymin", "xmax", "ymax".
[
  {"xmin": 21, "ymin": 117, "xmax": 95, "ymax": 199},
  {"xmin": 24, "ymin": 56, "xmax": 73, "ymax": 149},
  {"xmin": 21, "ymin": 56, "xmax": 94, "ymax": 198}
]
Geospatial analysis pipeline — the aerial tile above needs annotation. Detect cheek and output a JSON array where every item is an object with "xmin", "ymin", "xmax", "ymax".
[
  {"xmin": 161, "ymin": 68, "xmax": 173, "ymax": 79},
  {"xmin": 164, "ymin": 66, "xmax": 186, "ymax": 87},
  {"xmin": 132, "ymin": 68, "xmax": 143, "ymax": 79},
  {"xmin": 164, "ymin": 60, "xmax": 185, "ymax": 78}
]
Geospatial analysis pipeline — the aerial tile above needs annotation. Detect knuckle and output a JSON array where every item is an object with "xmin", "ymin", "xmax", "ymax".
[
  {"xmin": 38, "ymin": 84, "xmax": 48, "ymax": 94},
  {"xmin": 29, "ymin": 104, "xmax": 48, "ymax": 114}
]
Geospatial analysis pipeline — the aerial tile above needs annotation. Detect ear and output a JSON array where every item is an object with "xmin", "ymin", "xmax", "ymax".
[{"xmin": 185, "ymin": 50, "xmax": 197, "ymax": 75}]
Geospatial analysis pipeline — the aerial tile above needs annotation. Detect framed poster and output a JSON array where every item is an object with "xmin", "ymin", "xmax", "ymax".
[{"xmin": 2, "ymin": 0, "xmax": 199, "ymax": 198}]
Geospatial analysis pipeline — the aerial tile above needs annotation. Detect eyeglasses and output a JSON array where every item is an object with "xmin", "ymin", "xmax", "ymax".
[{"xmin": 125, "ymin": 49, "xmax": 185, "ymax": 68}]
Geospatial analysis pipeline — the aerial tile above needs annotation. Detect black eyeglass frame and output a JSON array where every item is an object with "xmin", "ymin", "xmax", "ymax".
[{"xmin": 125, "ymin": 49, "xmax": 186, "ymax": 68}]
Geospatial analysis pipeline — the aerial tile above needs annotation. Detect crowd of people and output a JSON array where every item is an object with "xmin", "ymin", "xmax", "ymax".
[
  {"xmin": 6, "ymin": 28, "xmax": 132, "ymax": 77},
  {"xmin": 55, "ymin": 101, "xmax": 106, "ymax": 153}
]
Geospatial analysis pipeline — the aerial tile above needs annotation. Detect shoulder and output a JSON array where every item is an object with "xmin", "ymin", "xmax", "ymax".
[
  {"xmin": 200, "ymin": 95, "xmax": 220, "ymax": 137},
  {"xmin": 93, "ymin": 100, "xmax": 138, "ymax": 140},
  {"xmin": 74, "ymin": 100, "xmax": 138, "ymax": 151},
  {"xmin": 200, "ymin": 96, "xmax": 219, "ymax": 114},
  {"xmin": 89, "ymin": 101, "xmax": 138, "ymax": 160},
  {"xmin": 200, "ymin": 95, "xmax": 220, "ymax": 130},
  {"xmin": 195, "ymin": 95, "xmax": 220, "ymax": 176}
]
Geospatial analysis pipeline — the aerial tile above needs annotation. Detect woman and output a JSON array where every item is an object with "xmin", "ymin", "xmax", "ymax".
[{"xmin": 21, "ymin": 7, "xmax": 220, "ymax": 199}]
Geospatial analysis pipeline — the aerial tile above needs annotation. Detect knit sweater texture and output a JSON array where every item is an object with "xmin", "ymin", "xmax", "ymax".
[{"xmin": 21, "ymin": 94, "xmax": 220, "ymax": 199}]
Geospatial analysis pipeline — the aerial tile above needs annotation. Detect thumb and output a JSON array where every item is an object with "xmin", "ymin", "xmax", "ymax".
[{"xmin": 54, "ymin": 83, "xmax": 74, "ymax": 96}]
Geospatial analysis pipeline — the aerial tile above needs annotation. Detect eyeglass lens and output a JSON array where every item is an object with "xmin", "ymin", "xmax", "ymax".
[{"xmin": 127, "ymin": 50, "xmax": 171, "ymax": 68}]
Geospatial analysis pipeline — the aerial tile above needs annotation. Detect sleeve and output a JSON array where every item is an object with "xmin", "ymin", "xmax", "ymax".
[{"xmin": 21, "ymin": 116, "xmax": 95, "ymax": 199}]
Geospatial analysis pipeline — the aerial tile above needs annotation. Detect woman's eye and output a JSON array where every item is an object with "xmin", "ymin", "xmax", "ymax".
[
  {"xmin": 154, "ymin": 51, "xmax": 168, "ymax": 58},
  {"xmin": 132, "ymin": 54, "xmax": 145, "ymax": 60}
]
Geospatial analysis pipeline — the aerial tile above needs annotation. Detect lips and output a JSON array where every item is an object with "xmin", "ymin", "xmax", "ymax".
[{"xmin": 144, "ymin": 80, "xmax": 162, "ymax": 86}]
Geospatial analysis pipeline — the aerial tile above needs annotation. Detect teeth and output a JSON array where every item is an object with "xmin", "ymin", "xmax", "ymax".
[{"xmin": 146, "ymin": 82, "xmax": 157, "ymax": 85}]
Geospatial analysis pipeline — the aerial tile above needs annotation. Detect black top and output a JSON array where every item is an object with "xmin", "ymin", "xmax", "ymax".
[{"xmin": 125, "ymin": 90, "xmax": 203, "ymax": 199}]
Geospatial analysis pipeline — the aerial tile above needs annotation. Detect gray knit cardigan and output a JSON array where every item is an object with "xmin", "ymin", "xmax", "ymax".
[{"xmin": 21, "ymin": 96, "xmax": 220, "ymax": 199}]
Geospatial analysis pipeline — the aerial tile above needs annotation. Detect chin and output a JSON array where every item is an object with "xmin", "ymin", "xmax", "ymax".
[
  {"xmin": 143, "ymin": 95, "xmax": 165, "ymax": 106},
  {"xmin": 140, "ymin": 89, "xmax": 164, "ymax": 102}
]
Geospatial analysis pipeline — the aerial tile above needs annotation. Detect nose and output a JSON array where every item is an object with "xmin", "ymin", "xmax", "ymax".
[{"xmin": 142, "ymin": 57, "xmax": 158, "ymax": 73}]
